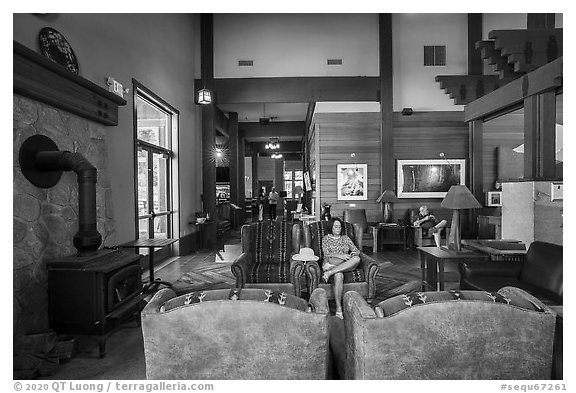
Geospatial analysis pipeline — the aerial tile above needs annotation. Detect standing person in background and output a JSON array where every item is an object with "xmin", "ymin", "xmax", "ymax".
[
  {"xmin": 256, "ymin": 189, "xmax": 265, "ymax": 221},
  {"xmin": 268, "ymin": 187, "xmax": 279, "ymax": 220}
]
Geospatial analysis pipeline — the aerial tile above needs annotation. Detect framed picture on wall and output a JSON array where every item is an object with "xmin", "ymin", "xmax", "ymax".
[
  {"xmin": 486, "ymin": 191, "xmax": 502, "ymax": 207},
  {"xmin": 337, "ymin": 164, "xmax": 368, "ymax": 200},
  {"xmin": 304, "ymin": 171, "xmax": 312, "ymax": 191},
  {"xmin": 396, "ymin": 159, "xmax": 466, "ymax": 198}
]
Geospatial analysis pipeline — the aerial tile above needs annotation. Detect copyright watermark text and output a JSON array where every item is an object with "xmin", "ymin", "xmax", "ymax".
[{"xmin": 14, "ymin": 382, "xmax": 215, "ymax": 392}]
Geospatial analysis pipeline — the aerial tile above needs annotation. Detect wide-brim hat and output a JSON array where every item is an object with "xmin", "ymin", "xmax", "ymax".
[{"xmin": 293, "ymin": 247, "xmax": 319, "ymax": 261}]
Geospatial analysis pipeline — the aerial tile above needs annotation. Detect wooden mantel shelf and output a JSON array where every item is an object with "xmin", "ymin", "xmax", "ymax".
[{"xmin": 13, "ymin": 41, "xmax": 126, "ymax": 126}]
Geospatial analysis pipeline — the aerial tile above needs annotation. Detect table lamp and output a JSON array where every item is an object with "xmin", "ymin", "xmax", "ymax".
[
  {"xmin": 441, "ymin": 185, "xmax": 482, "ymax": 251},
  {"xmin": 376, "ymin": 190, "xmax": 399, "ymax": 223}
]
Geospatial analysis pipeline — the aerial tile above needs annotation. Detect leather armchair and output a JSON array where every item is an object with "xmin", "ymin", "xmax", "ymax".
[
  {"xmin": 303, "ymin": 220, "xmax": 379, "ymax": 303},
  {"xmin": 331, "ymin": 287, "xmax": 556, "ymax": 379},
  {"xmin": 343, "ymin": 208, "xmax": 374, "ymax": 252},
  {"xmin": 141, "ymin": 287, "xmax": 330, "ymax": 379},
  {"xmin": 459, "ymin": 241, "xmax": 562, "ymax": 306},
  {"xmin": 231, "ymin": 220, "xmax": 305, "ymax": 296}
]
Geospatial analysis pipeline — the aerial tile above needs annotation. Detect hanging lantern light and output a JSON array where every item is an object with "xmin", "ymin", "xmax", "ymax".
[{"xmin": 197, "ymin": 88, "xmax": 212, "ymax": 105}]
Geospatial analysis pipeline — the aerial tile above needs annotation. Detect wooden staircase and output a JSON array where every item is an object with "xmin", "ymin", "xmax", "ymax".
[{"xmin": 436, "ymin": 28, "xmax": 562, "ymax": 105}]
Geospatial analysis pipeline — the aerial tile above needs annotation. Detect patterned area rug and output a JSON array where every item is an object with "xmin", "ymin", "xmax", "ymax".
[{"xmin": 172, "ymin": 249, "xmax": 425, "ymax": 301}]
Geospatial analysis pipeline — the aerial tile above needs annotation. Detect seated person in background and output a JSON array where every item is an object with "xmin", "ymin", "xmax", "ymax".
[
  {"xmin": 413, "ymin": 205, "xmax": 447, "ymax": 247},
  {"xmin": 321, "ymin": 217, "xmax": 361, "ymax": 319}
]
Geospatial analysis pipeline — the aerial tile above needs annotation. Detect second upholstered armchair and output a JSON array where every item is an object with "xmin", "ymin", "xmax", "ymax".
[
  {"xmin": 231, "ymin": 220, "xmax": 305, "ymax": 296},
  {"xmin": 302, "ymin": 220, "xmax": 379, "ymax": 303}
]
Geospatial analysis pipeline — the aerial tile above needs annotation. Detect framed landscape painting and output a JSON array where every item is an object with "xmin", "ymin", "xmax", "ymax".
[
  {"xmin": 337, "ymin": 164, "xmax": 368, "ymax": 200},
  {"xmin": 396, "ymin": 159, "xmax": 466, "ymax": 198}
]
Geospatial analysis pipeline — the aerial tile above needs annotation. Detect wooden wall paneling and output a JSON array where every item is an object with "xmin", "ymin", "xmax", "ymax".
[
  {"xmin": 392, "ymin": 113, "xmax": 470, "ymax": 231},
  {"xmin": 258, "ymin": 156, "xmax": 275, "ymax": 182},
  {"xmin": 315, "ymin": 113, "xmax": 381, "ymax": 222}
]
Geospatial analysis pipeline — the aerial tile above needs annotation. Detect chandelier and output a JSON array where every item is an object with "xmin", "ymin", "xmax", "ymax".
[{"xmin": 265, "ymin": 137, "xmax": 280, "ymax": 150}]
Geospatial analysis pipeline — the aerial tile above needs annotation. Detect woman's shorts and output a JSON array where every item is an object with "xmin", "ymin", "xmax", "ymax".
[{"xmin": 322, "ymin": 262, "xmax": 335, "ymax": 271}]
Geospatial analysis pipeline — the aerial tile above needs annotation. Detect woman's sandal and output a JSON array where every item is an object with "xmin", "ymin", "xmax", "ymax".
[{"xmin": 335, "ymin": 311, "xmax": 344, "ymax": 319}]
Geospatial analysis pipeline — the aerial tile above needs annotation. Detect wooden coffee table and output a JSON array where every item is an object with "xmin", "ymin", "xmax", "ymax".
[{"xmin": 417, "ymin": 246, "xmax": 489, "ymax": 291}]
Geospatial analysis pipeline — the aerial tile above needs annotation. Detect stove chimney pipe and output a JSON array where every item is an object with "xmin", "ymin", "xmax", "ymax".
[{"xmin": 19, "ymin": 135, "xmax": 102, "ymax": 256}]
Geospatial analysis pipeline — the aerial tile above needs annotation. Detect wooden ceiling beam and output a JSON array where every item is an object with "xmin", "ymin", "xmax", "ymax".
[
  {"xmin": 206, "ymin": 76, "xmax": 380, "ymax": 104},
  {"xmin": 240, "ymin": 121, "xmax": 305, "ymax": 140},
  {"xmin": 464, "ymin": 57, "xmax": 562, "ymax": 122}
]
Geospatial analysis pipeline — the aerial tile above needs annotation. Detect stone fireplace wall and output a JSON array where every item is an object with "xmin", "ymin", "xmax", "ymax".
[{"xmin": 13, "ymin": 94, "xmax": 116, "ymax": 335}]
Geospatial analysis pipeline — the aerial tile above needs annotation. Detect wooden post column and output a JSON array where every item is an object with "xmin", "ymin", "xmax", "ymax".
[
  {"xmin": 468, "ymin": 14, "xmax": 483, "ymax": 76},
  {"xmin": 238, "ymin": 132, "xmax": 246, "ymax": 225},
  {"xmin": 523, "ymin": 91, "xmax": 557, "ymax": 179},
  {"xmin": 252, "ymin": 148, "xmax": 258, "ymax": 200},
  {"xmin": 228, "ymin": 111, "xmax": 240, "ymax": 229},
  {"xmin": 379, "ymin": 14, "xmax": 394, "ymax": 221},
  {"xmin": 274, "ymin": 157, "xmax": 284, "ymax": 219},
  {"xmin": 469, "ymin": 119, "xmax": 483, "ymax": 238},
  {"xmin": 200, "ymin": 13, "xmax": 217, "ymax": 248}
]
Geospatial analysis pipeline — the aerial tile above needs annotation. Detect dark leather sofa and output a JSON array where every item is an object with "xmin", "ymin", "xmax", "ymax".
[{"xmin": 458, "ymin": 241, "xmax": 562, "ymax": 306}]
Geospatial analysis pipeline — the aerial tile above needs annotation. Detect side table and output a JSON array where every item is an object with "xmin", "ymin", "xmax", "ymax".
[
  {"xmin": 370, "ymin": 224, "xmax": 408, "ymax": 251},
  {"xmin": 417, "ymin": 246, "xmax": 489, "ymax": 291},
  {"xmin": 119, "ymin": 238, "xmax": 178, "ymax": 292}
]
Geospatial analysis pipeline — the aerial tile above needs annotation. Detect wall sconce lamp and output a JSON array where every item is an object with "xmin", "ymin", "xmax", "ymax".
[
  {"xmin": 376, "ymin": 190, "xmax": 399, "ymax": 223},
  {"xmin": 197, "ymin": 88, "xmax": 212, "ymax": 105},
  {"xmin": 441, "ymin": 185, "xmax": 482, "ymax": 251}
]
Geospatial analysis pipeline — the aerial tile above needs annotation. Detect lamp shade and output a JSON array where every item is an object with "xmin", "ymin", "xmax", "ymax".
[
  {"xmin": 441, "ymin": 185, "xmax": 482, "ymax": 209},
  {"xmin": 376, "ymin": 190, "xmax": 399, "ymax": 203},
  {"xmin": 294, "ymin": 185, "xmax": 304, "ymax": 195}
]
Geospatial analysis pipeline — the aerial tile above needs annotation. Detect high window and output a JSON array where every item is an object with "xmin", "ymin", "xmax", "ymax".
[
  {"xmin": 134, "ymin": 82, "xmax": 179, "ymax": 246},
  {"xmin": 284, "ymin": 169, "xmax": 303, "ymax": 198}
]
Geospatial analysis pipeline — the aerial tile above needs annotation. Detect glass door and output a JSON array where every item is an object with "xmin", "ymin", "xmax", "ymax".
[
  {"xmin": 137, "ymin": 146, "xmax": 171, "ymax": 240},
  {"xmin": 135, "ymin": 87, "xmax": 177, "ymax": 264}
]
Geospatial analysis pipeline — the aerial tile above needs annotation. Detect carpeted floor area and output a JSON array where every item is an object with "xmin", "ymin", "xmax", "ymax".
[{"xmin": 39, "ymin": 228, "xmax": 440, "ymax": 380}]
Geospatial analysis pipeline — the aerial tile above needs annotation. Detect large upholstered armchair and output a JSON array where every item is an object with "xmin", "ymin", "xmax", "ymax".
[
  {"xmin": 303, "ymin": 220, "xmax": 379, "ymax": 303},
  {"xmin": 231, "ymin": 220, "xmax": 305, "ymax": 296},
  {"xmin": 141, "ymin": 287, "xmax": 330, "ymax": 379},
  {"xmin": 330, "ymin": 287, "xmax": 556, "ymax": 379},
  {"xmin": 343, "ymin": 208, "xmax": 374, "ymax": 253}
]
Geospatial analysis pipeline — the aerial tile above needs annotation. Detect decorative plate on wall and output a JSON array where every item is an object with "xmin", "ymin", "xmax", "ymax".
[{"xmin": 38, "ymin": 27, "xmax": 79, "ymax": 74}]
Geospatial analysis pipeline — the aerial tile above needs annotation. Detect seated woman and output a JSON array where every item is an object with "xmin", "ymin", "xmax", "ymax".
[
  {"xmin": 321, "ymin": 217, "xmax": 361, "ymax": 319},
  {"xmin": 413, "ymin": 205, "xmax": 448, "ymax": 247}
]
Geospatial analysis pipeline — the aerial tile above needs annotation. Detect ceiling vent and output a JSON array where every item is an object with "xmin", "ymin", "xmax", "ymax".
[
  {"xmin": 327, "ymin": 58, "xmax": 343, "ymax": 65},
  {"xmin": 238, "ymin": 60, "xmax": 254, "ymax": 67}
]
